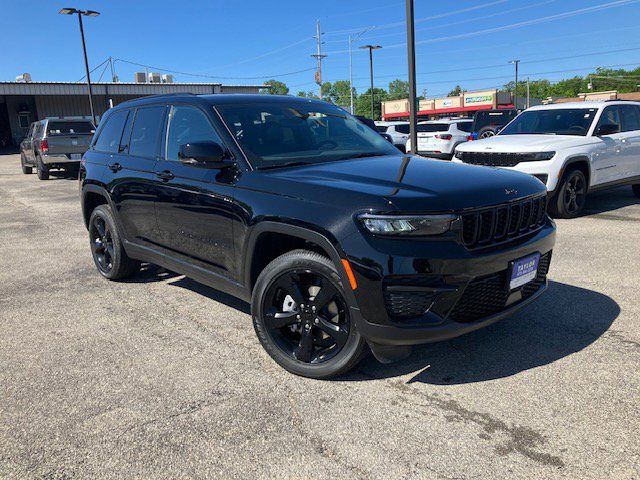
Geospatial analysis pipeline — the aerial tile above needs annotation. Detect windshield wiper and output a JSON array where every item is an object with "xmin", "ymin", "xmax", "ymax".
[
  {"xmin": 340, "ymin": 152, "xmax": 390, "ymax": 160},
  {"xmin": 258, "ymin": 161, "xmax": 313, "ymax": 170}
]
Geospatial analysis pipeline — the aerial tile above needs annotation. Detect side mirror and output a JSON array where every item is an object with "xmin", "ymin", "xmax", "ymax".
[
  {"xmin": 594, "ymin": 123, "xmax": 620, "ymax": 136},
  {"xmin": 178, "ymin": 141, "xmax": 230, "ymax": 168}
]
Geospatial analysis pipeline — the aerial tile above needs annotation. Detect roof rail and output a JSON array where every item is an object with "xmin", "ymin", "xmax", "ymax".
[{"xmin": 117, "ymin": 92, "xmax": 198, "ymax": 107}]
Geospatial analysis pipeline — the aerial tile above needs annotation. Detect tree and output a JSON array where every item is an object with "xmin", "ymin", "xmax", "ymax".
[
  {"xmin": 322, "ymin": 80, "xmax": 356, "ymax": 108},
  {"xmin": 387, "ymin": 79, "xmax": 409, "ymax": 101},
  {"xmin": 264, "ymin": 79, "xmax": 289, "ymax": 96},
  {"xmin": 296, "ymin": 90, "xmax": 318, "ymax": 99},
  {"xmin": 355, "ymin": 87, "xmax": 388, "ymax": 120},
  {"xmin": 447, "ymin": 85, "xmax": 463, "ymax": 96}
]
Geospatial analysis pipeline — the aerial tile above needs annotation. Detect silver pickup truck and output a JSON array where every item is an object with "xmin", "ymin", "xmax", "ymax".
[{"xmin": 20, "ymin": 118, "xmax": 95, "ymax": 180}]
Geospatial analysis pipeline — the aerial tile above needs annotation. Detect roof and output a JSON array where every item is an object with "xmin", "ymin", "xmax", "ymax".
[
  {"xmin": 528, "ymin": 100, "xmax": 640, "ymax": 110},
  {"xmin": 0, "ymin": 81, "xmax": 266, "ymax": 96},
  {"xmin": 375, "ymin": 120, "xmax": 409, "ymax": 125},
  {"xmin": 418, "ymin": 118, "xmax": 472, "ymax": 124}
]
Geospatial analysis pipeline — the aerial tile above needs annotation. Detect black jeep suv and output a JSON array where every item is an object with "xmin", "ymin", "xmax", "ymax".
[{"xmin": 80, "ymin": 94, "xmax": 555, "ymax": 379}]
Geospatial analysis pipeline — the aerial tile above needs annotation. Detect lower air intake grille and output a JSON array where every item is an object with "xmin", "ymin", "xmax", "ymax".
[{"xmin": 449, "ymin": 252, "xmax": 551, "ymax": 323}]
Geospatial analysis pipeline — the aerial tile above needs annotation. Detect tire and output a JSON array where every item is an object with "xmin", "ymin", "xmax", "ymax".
[
  {"xmin": 88, "ymin": 204, "xmax": 140, "ymax": 280},
  {"xmin": 35, "ymin": 155, "xmax": 49, "ymax": 180},
  {"xmin": 477, "ymin": 126, "xmax": 497, "ymax": 139},
  {"xmin": 252, "ymin": 249, "xmax": 367, "ymax": 379},
  {"xmin": 549, "ymin": 169, "xmax": 588, "ymax": 218},
  {"xmin": 20, "ymin": 153, "xmax": 32, "ymax": 174},
  {"xmin": 632, "ymin": 184, "xmax": 640, "ymax": 199}
]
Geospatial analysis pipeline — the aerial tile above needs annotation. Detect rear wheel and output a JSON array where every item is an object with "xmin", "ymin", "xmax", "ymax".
[
  {"xmin": 632, "ymin": 184, "xmax": 640, "ymax": 199},
  {"xmin": 89, "ymin": 204, "xmax": 140, "ymax": 280},
  {"xmin": 477, "ymin": 126, "xmax": 496, "ymax": 139},
  {"xmin": 550, "ymin": 169, "xmax": 587, "ymax": 218},
  {"xmin": 20, "ymin": 153, "xmax": 32, "ymax": 174},
  {"xmin": 36, "ymin": 155, "xmax": 49, "ymax": 180},
  {"xmin": 252, "ymin": 250, "xmax": 366, "ymax": 379}
]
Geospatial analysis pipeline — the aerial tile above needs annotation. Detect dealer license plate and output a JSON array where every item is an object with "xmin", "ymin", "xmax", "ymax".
[{"xmin": 509, "ymin": 253, "xmax": 540, "ymax": 290}]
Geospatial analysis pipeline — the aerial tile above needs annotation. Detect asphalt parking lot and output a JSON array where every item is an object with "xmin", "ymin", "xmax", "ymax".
[{"xmin": 1, "ymin": 153, "xmax": 639, "ymax": 479}]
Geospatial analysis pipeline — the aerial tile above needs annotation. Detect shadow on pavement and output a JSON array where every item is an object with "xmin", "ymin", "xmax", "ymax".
[
  {"xmin": 349, "ymin": 281, "xmax": 619, "ymax": 384},
  {"xmin": 580, "ymin": 186, "xmax": 639, "ymax": 217},
  {"xmin": 169, "ymin": 276, "xmax": 251, "ymax": 315}
]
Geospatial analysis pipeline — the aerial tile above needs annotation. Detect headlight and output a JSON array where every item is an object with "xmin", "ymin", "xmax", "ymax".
[
  {"xmin": 358, "ymin": 213, "xmax": 457, "ymax": 236},
  {"xmin": 523, "ymin": 151, "xmax": 555, "ymax": 161}
]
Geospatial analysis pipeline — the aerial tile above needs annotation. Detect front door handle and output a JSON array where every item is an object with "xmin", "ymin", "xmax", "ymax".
[
  {"xmin": 108, "ymin": 162, "xmax": 122, "ymax": 172},
  {"xmin": 156, "ymin": 170, "xmax": 175, "ymax": 181}
]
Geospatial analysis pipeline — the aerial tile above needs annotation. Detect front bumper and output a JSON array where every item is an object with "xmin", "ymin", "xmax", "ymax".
[{"xmin": 342, "ymin": 220, "xmax": 556, "ymax": 347}]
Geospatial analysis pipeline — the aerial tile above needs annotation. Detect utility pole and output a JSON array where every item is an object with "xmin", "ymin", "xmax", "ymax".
[
  {"xmin": 360, "ymin": 44, "xmax": 382, "ymax": 119},
  {"xmin": 509, "ymin": 59, "xmax": 520, "ymax": 110},
  {"xmin": 311, "ymin": 20, "xmax": 327, "ymax": 99},
  {"xmin": 406, "ymin": 0, "xmax": 417, "ymax": 154},
  {"xmin": 349, "ymin": 35, "xmax": 354, "ymax": 113},
  {"xmin": 526, "ymin": 77, "xmax": 530, "ymax": 109}
]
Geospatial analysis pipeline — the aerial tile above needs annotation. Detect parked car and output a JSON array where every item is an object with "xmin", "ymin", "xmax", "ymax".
[
  {"xmin": 355, "ymin": 115, "xmax": 395, "ymax": 145},
  {"xmin": 20, "ymin": 118, "xmax": 95, "ymax": 179},
  {"xmin": 468, "ymin": 109, "xmax": 518, "ymax": 140},
  {"xmin": 454, "ymin": 101, "xmax": 640, "ymax": 218},
  {"xmin": 375, "ymin": 121, "xmax": 410, "ymax": 152},
  {"xmin": 80, "ymin": 94, "xmax": 555, "ymax": 379},
  {"xmin": 406, "ymin": 118, "xmax": 472, "ymax": 159}
]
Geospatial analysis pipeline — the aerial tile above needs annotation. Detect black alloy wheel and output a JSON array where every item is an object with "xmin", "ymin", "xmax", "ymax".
[
  {"xmin": 562, "ymin": 170, "xmax": 587, "ymax": 217},
  {"xmin": 90, "ymin": 215, "xmax": 115, "ymax": 275},
  {"xmin": 252, "ymin": 250, "xmax": 366, "ymax": 379},
  {"xmin": 263, "ymin": 269, "xmax": 349, "ymax": 364}
]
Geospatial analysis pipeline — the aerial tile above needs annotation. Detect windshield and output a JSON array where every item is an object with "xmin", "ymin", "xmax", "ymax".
[
  {"xmin": 472, "ymin": 110, "xmax": 516, "ymax": 131},
  {"xmin": 216, "ymin": 101, "xmax": 398, "ymax": 168},
  {"xmin": 47, "ymin": 121, "xmax": 94, "ymax": 135},
  {"xmin": 500, "ymin": 108, "xmax": 597, "ymax": 136},
  {"xmin": 417, "ymin": 123, "xmax": 449, "ymax": 133}
]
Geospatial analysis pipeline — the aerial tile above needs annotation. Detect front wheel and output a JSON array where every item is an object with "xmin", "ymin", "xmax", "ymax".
[
  {"xmin": 252, "ymin": 250, "xmax": 366, "ymax": 379},
  {"xmin": 549, "ymin": 169, "xmax": 587, "ymax": 218},
  {"xmin": 632, "ymin": 184, "xmax": 640, "ymax": 199},
  {"xmin": 21, "ymin": 153, "xmax": 32, "ymax": 174}
]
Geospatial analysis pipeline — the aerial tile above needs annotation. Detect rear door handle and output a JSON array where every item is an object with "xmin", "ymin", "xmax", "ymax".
[
  {"xmin": 108, "ymin": 162, "xmax": 122, "ymax": 172},
  {"xmin": 156, "ymin": 170, "xmax": 175, "ymax": 181}
]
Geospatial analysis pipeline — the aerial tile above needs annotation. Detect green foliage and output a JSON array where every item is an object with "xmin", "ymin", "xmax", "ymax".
[
  {"xmin": 387, "ymin": 79, "xmax": 409, "ymax": 101},
  {"xmin": 447, "ymin": 85, "xmax": 463, "ymax": 96},
  {"xmin": 322, "ymin": 80, "xmax": 356, "ymax": 108},
  {"xmin": 264, "ymin": 79, "xmax": 289, "ymax": 96},
  {"xmin": 296, "ymin": 90, "xmax": 318, "ymax": 99},
  {"xmin": 355, "ymin": 87, "xmax": 388, "ymax": 120}
]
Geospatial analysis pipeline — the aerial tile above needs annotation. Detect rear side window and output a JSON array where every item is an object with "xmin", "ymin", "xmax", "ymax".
[
  {"xmin": 93, "ymin": 110, "xmax": 129, "ymax": 153},
  {"xmin": 129, "ymin": 106, "xmax": 166, "ymax": 158},
  {"xmin": 375, "ymin": 125, "xmax": 388, "ymax": 133},
  {"xmin": 619, "ymin": 105, "xmax": 640, "ymax": 132},
  {"xmin": 395, "ymin": 124, "xmax": 410, "ymax": 134},
  {"xmin": 47, "ymin": 121, "xmax": 94, "ymax": 135}
]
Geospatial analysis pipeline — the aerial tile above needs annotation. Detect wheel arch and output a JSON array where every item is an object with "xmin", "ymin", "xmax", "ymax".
[
  {"xmin": 244, "ymin": 222, "xmax": 357, "ymax": 306},
  {"xmin": 81, "ymin": 184, "xmax": 114, "ymax": 229},
  {"xmin": 559, "ymin": 155, "xmax": 592, "ymax": 191}
]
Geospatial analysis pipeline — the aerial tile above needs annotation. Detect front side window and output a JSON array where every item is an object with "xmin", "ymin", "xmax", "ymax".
[
  {"xmin": 215, "ymin": 101, "xmax": 397, "ymax": 168},
  {"xmin": 93, "ymin": 109, "xmax": 129, "ymax": 153},
  {"xmin": 594, "ymin": 106, "xmax": 621, "ymax": 133},
  {"xmin": 129, "ymin": 106, "xmax": 166, "ymax": 158},
  {"xmin": 500, "ymin": 108, "xmax": 597, "ymax": 136},
  {"xmin": 166, "ymin": 105, "xmax": 223, "ymax": 161}
]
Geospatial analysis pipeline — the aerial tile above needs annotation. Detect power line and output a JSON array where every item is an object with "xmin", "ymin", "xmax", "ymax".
[{"xmin": 113, "ymin": 58, "xmax": 314, "ymax": 81}]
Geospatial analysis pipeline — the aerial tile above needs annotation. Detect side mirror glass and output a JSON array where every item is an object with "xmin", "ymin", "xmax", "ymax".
[
  {"xmin": 178, "ymin": 141, "xmax": 230, "ymax": 168},
  {"xmin": 595, "ymin": 123, "xmax": 620, "ymax": 136}
]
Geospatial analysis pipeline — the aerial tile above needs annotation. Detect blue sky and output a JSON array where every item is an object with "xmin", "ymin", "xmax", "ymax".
[{"xmin": 2, "ymin": 0, "xmax": 640, "ymax": 97}]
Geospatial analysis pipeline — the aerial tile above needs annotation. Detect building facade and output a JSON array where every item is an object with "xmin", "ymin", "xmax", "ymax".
[{"xmin": 0, "ymin": 81, "xmax": 265, "ymax": 148}]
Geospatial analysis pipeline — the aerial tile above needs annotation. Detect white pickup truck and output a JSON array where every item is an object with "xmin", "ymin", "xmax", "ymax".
[{"xmin": 453, "ymin": 101, "xmax": 640, "ymax": 217}]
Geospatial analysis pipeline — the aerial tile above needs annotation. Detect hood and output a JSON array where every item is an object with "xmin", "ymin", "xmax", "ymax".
[
  {"xmin": 257, "ymin": 154, "xmax": 546, "ymax": 213},
  {"xmin": 457, "ymin": 134, "xmax": 597, "ymax": 153}
]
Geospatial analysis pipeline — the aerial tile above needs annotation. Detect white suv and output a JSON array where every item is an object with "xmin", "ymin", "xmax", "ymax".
[
  {"xmin": 375, "ymin": 121, "xmax": 410, "ymax": 152},
  {"xmin": 406, "ymin": 118, "xmax": 472, "ymax": 159},
  {"xmin": 453, "ymin": 101, "xmax": 640, "ymax": 218}
]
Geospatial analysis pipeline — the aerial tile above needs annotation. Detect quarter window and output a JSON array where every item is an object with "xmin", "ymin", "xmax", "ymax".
[
  {"xmin": 395, "ymin": 124, "xmax": 410, "ymax": 134},
  {"xmin": 129, "ymin": 106, "xmax": 166, "ymax": 158},
  {"xmin": 93, "ymin": 109, "xmax": 129, "ymax": 153},
  {"xmin": 166, "ymin": 106, "xmax": 223, "ymax": 161}
]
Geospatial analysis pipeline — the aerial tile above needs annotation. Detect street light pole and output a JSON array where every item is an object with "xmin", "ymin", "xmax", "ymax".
[
  {"xmin": 406, "ymin": 0, "xmax": 417, "ymax": 155},
  {"xmin": 509, "ymin": 59, "xmax": 520, "ymax": 110},
  {"xmin": 59, "ymin": 8, "xmax": 100, "ymax": 126},
  {"xmin": 360, "ymin": 45, "xmax": 382, "ymax": 119},
  {"xmin": 349, "ymin": 35, "xmax": 354, "ymax": 114}
]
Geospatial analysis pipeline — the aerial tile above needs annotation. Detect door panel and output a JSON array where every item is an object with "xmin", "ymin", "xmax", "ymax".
[
  {"xmin": 592, "ymin": 106, "xmax": 623, "ymax": 185},
  {"xmin": 153, "ymin": 104, "xmax": 236, "ymax": 276}
]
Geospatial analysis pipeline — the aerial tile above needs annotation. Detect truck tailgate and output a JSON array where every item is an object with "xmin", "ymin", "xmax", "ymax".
[{"xmin": 46, "ymin": 134, "xmax": 93, "ymax": 155}]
